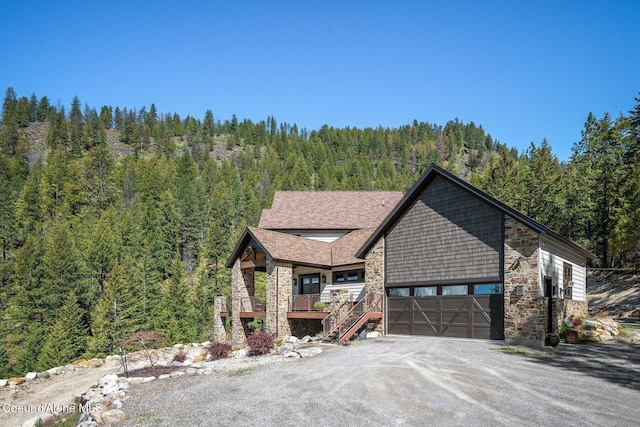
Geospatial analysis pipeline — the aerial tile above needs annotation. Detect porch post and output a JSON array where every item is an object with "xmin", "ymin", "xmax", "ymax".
[
  {"xmin": 231, "ymin": 259, "xmax": 255, "ymax": 346},
  {"xmin": 266, "ymin": 259, "xmax": 292, "ymax": 338},
  {"xmin": 213, "ymin": 296, "xmax": 227, "ymax": 343},
  {"xmin": 364, "ymin": 237, "xmax": 385, "ymax": 334}
]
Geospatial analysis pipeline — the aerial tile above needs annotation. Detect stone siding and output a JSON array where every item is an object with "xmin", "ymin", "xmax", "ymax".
[
  {"xmin": 503, "ymin": 216, "xmax": 546, "ymax": 344},
  {"xmin": 212, "ymin": 296, "xmax": 228, "ymax": 343},
  {"xmin": 364, "ymin": 237, "xmax": 385, "ymax": 333},
  {"xmin": 230, "ymin": 260, "xmax": 254, "ymax": 346},
  {"xmin": 265, "ymin": 260, "xmax": 292, "ymax": 338},
  {"xmin": 553, "ymin": 299, "xmax": 588, "ymax": 329}
]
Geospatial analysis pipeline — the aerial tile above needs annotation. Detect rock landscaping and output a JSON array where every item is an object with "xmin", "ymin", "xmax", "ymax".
[
  {"xmin": 562, "ymin": 315, "xmax": 640, "ymax": 344},
  {"xmin": 2, "ymin": 336, "xmax": 328, "ymax": 427}
]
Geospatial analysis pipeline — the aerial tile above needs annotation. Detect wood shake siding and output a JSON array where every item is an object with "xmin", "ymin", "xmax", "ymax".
[{"xmin": 386, "ymin": 176, "xmax": 503, "ymax": 285}]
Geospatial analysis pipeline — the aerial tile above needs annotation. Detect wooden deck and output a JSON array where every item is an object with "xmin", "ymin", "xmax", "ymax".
[{"xmin": 287, "ymin": 311, "xmax": 329, "ymax": 319}]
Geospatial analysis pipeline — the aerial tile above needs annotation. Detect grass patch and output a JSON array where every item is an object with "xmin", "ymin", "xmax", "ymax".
[
  {"xmin": 52, "ymin": 413, "xmax": 81, "ymax": 426},
  {"xmin": 497, "ymin": 345, "xmax": 541, "ymax": 357},
  {"xmin": 620, "ymin": 323, "xmax": 640, "ymax": 332},
  {"xmin": 136, "ymin": 412, "xmax": 163, "ymax": 425},
  {"xmin": 229, "ymin": 368, "xmax": 252, "ymax": 377}
]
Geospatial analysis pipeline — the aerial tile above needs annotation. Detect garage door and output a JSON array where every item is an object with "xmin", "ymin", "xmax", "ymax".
[{"xmin": 386, "ymin": 284, "xmax": 504, "ymax": 339}]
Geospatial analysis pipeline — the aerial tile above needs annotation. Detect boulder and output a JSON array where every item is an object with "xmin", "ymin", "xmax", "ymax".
[
  {"xmin": 47, "ymin": 367, "xmax": 64, "ymax": 376},
  {"xmin": 98, "ymin": 374, "xmax": 119, "ymax": 387},
  {"xmin": 37, "ymin": 371, "xmax": 50, "ymax": 379},
  {"xmin": 296, "ymin": 347, "xmax": 323, "ymax": 358},
  {"xmin": 25, "ymin": 372, "xmax": 37, "ymax": 380},
  {"xmin": 73, "ymin": 359, "xmax": 89, "ymax": 367},
  {"xmin": 584, "ymin": 320, "xmax": 600, "ymax": 330},
  {"xmin": 102, "ymin": 381, "xmax": 120, "ymax": 396},
  {"xmin": 366, "ymin": 331, "xmax": 381, "ymax": 339},
  {"xmin": 101, "ymin": 409, "xmax": 126, "ymax": 425},
  {"xmin": 88, "ymin": 358, "xmax": 104, "ymax": 367},
  {"xmin": 564, "ymin": 316, "xmax": 574, "ymax": 327},
  {"xmin": 9, "ymin": 377, "xmax": 25, "ymax": 385},
  {"xmin": 0, "ymin": 379, "xmax": 7, "ymax": 387}
]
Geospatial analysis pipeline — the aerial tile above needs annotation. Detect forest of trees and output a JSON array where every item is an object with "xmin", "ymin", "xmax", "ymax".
[{"xmin": 1, "ymin": 87, "xmax": 638, "ymax": 377}]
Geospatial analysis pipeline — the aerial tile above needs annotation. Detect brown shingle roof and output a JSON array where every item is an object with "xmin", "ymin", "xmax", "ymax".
[
  {"xmin": 226, "ymin": 227, "xmax": 375, "ymax": 268},
  {"xmin": 330, "ymin": 228, "xmax": 375, "ymax": 266},
  {"xmin": 258, "ymin": 191, "xmax": 404, "ymax": 230},
  {"xmin": 248, "ymin": 227, "xmax": 332, "ymax": 267}
]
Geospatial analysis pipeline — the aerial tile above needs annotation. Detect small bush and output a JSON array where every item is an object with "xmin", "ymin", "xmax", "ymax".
[
  {"xmin": 172, "ymin": 350, "xmax": 187, "ymax": 363},
  {"xmin": 207, "ymin": 342, "xmax": 232, "ymax": 361},
  {"xmin": 246, "ymin": 331, "xmax": 275, "ymax": 356}
]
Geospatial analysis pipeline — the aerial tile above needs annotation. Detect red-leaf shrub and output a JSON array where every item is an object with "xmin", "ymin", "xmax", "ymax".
[
  {"xmin": 206, "ymin": 342, "xmax": 232, "ymax": 360},
  {"xmin": 246, "ymin": 331, "xmax": 275, "ymax": 355},
  {"xmin": 172, "ymin": 350, "xmax": 187, "ymax": 363}
]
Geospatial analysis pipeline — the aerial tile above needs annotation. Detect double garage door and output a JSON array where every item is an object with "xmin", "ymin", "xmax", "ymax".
[{"xmin": 386, "ymin": 284, "xmax": 504, "ymax": 340}]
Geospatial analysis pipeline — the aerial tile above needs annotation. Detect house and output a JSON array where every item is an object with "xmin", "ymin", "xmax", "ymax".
[
  {"xmin": 222, "ymin": 164, "xmax": 593, "ymax": 347},
  {"xmin": 223, "ymin": 191, "xmax": 404, "ymax": 345}
]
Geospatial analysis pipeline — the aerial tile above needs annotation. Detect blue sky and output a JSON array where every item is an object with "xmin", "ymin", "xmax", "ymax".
[{"xmin": 1, "ymin": 1, "xmax": 639, "ymax": 161}]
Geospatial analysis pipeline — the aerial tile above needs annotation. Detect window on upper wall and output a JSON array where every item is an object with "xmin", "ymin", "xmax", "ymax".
[
  {"xmin": 333, "ymin": 269, "xmax": 364, "ymax": 283},
  {"xmin": 563, "ymin": 262, "xmax": 573, "ymax": 300}
]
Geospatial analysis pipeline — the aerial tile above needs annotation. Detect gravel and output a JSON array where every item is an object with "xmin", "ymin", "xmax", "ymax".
[{"xmin": 118, "ymin": 337, "xmax": 640, "ymax": 427}]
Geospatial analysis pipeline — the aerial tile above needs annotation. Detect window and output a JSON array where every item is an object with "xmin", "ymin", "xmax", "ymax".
[
  {"xmin": 333, "ymin": 269, "xmax": 364, "ymax": 283},
  {"xmin": 388, "ymin": 288, "xmax": 410, "ymax": 297},
  {"xmin": 414, "ymin": 286, "xmax": 437, "ymax": 296},
  {"xmin": 474, "ymin": 284, "xmax": 503, "ymax": 295},
  {"xmin": 563, "ymin": 262, "xmax": 573, "ymax": 300},
  {"xmin": 300, "ymin": 274, "xmax": 320, "ymax": 294},
  {"xmin": 442, "ymin": 285, "xmax": 468, "ymax": 296}
]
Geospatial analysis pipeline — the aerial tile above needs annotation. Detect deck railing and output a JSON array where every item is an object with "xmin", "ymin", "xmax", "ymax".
[
  {"xmin": 240, "ymin": 296, "xmax": 265, "ymax": 312},
  {"xmin": 322, "ymin": 292, "xmax": 382, "ymax": 341},
  {"xmin": 288, "ymin": 294, "xmax": 323, "ymax": 311}
]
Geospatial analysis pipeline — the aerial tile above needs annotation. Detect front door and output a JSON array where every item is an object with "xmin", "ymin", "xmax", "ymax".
[{"xmin": 300, "ymin": 274, "xmax": 320, "ymax": 294}]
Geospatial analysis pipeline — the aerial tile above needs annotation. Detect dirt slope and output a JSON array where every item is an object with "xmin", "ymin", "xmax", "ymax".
[{"xmin": 588, "ymin": 269, "xmax": 640, "ymax": 318}]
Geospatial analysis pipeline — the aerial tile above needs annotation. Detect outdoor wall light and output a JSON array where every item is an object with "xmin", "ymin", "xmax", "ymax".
[
  {"xmin": 293, "ymin": 278, "xmax": 297, "ymax": 287},
  {"xmin": 515, "ymin": 285, "xmax": 524, "ymax": 296}
]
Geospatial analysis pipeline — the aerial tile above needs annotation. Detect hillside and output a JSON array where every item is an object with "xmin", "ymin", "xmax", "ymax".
[{"xmin": 588, "ymin": 270, "xmax": 640, "ymax": 319}]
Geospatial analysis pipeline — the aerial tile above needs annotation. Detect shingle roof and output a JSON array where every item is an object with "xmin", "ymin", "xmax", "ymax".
[
  {"xmin": 258, "ymin": 191, "xmax": 404, "ymax": 230},
  {"xmin": 248, "ymin": 227, "xmax": 333, "ymax": 267},
  {"xmin": 225, "ymin": 227, "xmax": 375, "ymax": 268}
]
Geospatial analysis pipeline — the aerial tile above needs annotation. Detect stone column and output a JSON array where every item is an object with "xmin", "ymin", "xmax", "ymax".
[
  {"xmin": 231, "ymin": 259, "xmax": 255, "ymax": 346},
  {"xmin": 265, "ymin": 259, "xmax": 292, "ymax": 338},
  {"xmin": 503, "ymin": 216, "xmax": 546, "ymax": 346},
  {"xmin": 213, "ymin": 296, "xmax": 227, "ymax": 343},
  {"xmin": 364, "ymin": 237, "xmax": 385, "ymax": 333}
]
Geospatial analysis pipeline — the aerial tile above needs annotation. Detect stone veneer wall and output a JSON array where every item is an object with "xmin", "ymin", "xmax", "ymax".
[
  {"xmin": 553, "ymin": 299, "xmax": 589, "ymax": 330},
  {"xmin": 503, "ymin": 216, "xmax": 546, "ymax": 344},
  {"xmin": 364, "ymin": 237, "xmax": 385, "ymax": 333},
  {"xmin": 212, "ymin": 296, "xmax": 228, "ymax": 343},
  {"xmin": 231, "ymin": 260, "xmax": 254, "ymax": 346},
  {"xmin": 266, "ymin": 259, "xmax": 292, "ymax": 338}
]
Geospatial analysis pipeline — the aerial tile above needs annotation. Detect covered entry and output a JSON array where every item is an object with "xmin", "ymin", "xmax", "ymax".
[{"xmin": 386, "ymin": 284, "xmax": 504, "ymax": 339}]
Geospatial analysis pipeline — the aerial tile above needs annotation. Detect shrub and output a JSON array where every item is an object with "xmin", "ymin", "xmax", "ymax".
[
  {"xmin": 172, "ymin": 350, "xmax": 187, "ymax": 363},
  {"xmin": 246, "ymin": 331, "xmax": 275, "ymax": 356},
  {"xmin": 206, "ymin": 342, "xmax": 232, "ymax": 361}
]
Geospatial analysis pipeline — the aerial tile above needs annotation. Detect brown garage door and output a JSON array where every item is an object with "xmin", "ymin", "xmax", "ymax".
[{"xmin": 386, "ymin": 285, "xmax": 504, "ymax": 339}]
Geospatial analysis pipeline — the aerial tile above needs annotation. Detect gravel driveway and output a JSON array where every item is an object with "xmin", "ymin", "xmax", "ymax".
[{"xmin": 119, "ymin": 337, "xmax": 640, "ymax": 427}]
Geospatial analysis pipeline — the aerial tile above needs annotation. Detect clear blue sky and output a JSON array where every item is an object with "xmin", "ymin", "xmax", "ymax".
[{"xmin": 1, "ymin": 1, "xmax": 639, "ymax": 161}]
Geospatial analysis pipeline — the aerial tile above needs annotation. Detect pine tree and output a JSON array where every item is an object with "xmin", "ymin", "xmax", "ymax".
[
  {"xmin": 86, "ymin": 256, "xmax": 145, "ymax": 357},
  {"xmin": 156, "ymin": 254, "xmax": 195, "ymax": 345},
  {"xmin": 37, "ymin": 292, "xmax": 87, "ymax": 371}
]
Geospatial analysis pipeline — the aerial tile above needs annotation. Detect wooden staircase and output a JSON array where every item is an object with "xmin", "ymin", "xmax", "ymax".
[{"xmin": 322, "ymin": 292, "xmax": 383, "ymax": 344}]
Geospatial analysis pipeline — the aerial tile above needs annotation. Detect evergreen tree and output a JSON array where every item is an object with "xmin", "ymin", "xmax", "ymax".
[
  {"xmin": 86, "ymin": 256, "xmax": 145, "ymax": 357},
  {"xmin": 37, "ymin": 292, "xmax": 87, "ymax": 370},
  {"xmin": 156, "ymin": 254, "xmax": 195, "ymax": 345}
]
